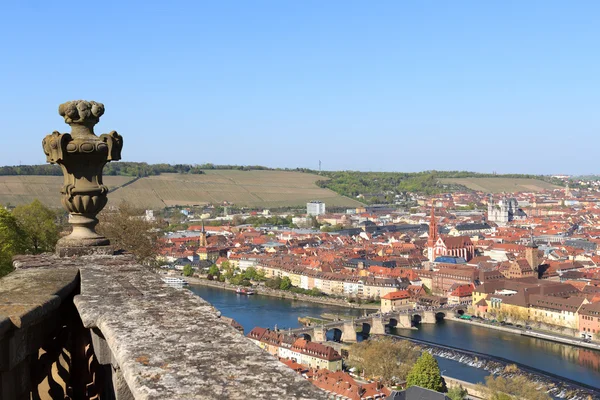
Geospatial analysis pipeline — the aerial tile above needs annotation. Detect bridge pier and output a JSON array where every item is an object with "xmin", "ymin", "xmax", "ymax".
[
  {"xmin": 341, "ymin": 320, "xmax": 357, "ymax": 342},
  {"xmin": 313, "ymin": 326, "xmax": 326, "ymax": 342},
  {"xmin": 370, "ymin": 316, "xmax": 386, "ymax": 335},
  {"xmin": 423, "ymin": 311, "xmax": 436, "ymax": 324},
  {"xmin": 398, "ymin": 313, "xmax": 412, "ymax": 328}
]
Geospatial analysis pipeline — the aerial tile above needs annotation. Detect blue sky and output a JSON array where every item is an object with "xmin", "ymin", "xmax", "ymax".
[{"xmin": 0, "ymin": 1, "xmax": 598, "ymax": 174}]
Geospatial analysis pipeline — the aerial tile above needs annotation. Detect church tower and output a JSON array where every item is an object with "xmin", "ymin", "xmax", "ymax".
[
  {"xmin": 525, "ymin": 230, "xmax": 539, "ymax": 271},
  {"xmin": 199, "ymin": 219, "xmax": 207, "ymax": 248},
  {"xmin": 427, "ymin": 206, "xmax": 438, "ymax": 262},
  {"xmin": 565, "ymin": 182, "xmax": 572, "ymax": 198}
]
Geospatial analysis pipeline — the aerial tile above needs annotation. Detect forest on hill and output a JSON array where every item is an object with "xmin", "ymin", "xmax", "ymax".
[{"xmin": 315, "ymin": 170, "xmax": 564, "ymax": 202}]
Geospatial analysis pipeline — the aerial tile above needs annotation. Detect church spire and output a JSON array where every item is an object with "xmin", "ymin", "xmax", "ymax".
[
  {"xmin": 199, "ymin": 218, "xmax": 207, "ymax": 247},
  {"xmin": 427, "ymin": 205, "xmax": 438, "ymax": 262},
  {"xmin": 428, "ymin": 205, "xmax": 438, "ymax": 245}
]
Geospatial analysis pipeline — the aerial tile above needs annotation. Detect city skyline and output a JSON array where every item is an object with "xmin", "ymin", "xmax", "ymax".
[{"xmin": 1, "ymin": 1, "xmax": 599, "ymax": 174}]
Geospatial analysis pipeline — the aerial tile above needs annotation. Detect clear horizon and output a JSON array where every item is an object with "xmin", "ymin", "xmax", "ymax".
[{"xmin": 1, "ymin": 1, "xmax": 598, "ymax": 175}]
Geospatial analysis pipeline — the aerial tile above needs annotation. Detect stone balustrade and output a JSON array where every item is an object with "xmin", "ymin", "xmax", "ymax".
[{"xmin": 0, "ymin": 254, "xmax": 326, "ymax": 399}]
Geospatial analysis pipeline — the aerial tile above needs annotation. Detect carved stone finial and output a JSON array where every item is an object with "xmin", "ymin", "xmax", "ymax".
[{"xmin": 42, "ymin": 101, "xmax": 123, "ymax": 256}]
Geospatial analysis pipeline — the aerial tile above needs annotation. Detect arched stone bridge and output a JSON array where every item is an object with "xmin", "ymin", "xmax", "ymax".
[{"xmin": 290, "ymin": 306, "xmax": 467, "ymax": 343}]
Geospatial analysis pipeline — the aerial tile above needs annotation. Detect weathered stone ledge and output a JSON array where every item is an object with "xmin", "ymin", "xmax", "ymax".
[
  {"xmin": 0, "ymin": 257, "xmax": 80, "ymax": 399},
  {"xmin": 7, "ymin": 254, "xmax": 326, "ymax": 400}
]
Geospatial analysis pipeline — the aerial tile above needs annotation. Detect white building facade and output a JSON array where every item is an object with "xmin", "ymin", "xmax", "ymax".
[{"xmin": 307, "ymin": 201, "xmax": 326, "ymax": 216}]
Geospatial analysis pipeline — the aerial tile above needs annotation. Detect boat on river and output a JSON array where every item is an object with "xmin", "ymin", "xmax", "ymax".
[
  {"xmin": 161, "ymin": 277, "xmax": 188, "ymax": 288},
  {"xmin": 235, "ymin": 287, "xmax": 255, "ymax": 295}
]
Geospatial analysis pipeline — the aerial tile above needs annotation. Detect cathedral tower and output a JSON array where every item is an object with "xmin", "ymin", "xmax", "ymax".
[{"xmin": 427, "ymin": 206, "xmax": 438, "ymax": 262}]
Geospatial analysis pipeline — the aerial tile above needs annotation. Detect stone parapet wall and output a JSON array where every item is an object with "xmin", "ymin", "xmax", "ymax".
[
  {"xmin": 0, "ymin": 258, "xmax": 82, "ymax": 399},
  {"xmin": 1, "ymin": 254, "xmax": 326, "ymax": 400}
]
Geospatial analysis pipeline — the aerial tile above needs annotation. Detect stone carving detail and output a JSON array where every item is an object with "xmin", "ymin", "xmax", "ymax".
[{"xmin": 42, "ymin": 100, "xmax": 123, "ymax": 254}]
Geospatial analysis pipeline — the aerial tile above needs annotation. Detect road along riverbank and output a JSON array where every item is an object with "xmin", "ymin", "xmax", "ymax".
[{"xmin": 185, "ymin": 277, "xmax": 380, "ymax": 310}]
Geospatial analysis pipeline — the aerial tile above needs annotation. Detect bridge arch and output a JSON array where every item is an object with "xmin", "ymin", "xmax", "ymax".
[
  {"xmin": 411, "ymin": 314, "xmax": 422, "ymax": 326},
  {"xmin": 326, "ymin": 327, "xmax": 343, "ymax": 342},
  {"xmin": 387, "ymin": 318, "xmax": 398, "ymax": 328},
  {"xmin": 435, "ymin": 312, "xmax": 446, "ymax": 322},
  {"xmin": 359, "ymin": 322, "xmax": 371, "ymax": 335},
  {"xmin": 299, "ymin": 333, "xmax": 312, "ymax": 341}
]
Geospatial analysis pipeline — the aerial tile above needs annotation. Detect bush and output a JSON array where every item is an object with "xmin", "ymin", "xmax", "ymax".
[{"xmin": 183, "ymin": 264, "xmax": 194, "ymax": 277}]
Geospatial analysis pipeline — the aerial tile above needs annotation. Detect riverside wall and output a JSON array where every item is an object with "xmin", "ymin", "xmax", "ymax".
[
  {"xmin": 443, "ymin": 376, "xmax": 485, "ymax": 399},
  {"xmin": 452, "ymin": 317, "xmax": 600, "ymax": 351}
]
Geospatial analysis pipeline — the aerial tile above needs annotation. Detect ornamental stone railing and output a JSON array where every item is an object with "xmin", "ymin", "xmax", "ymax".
[{"xmin": 0, "ymin": 101, "xmax": 326, "ymax": 400}]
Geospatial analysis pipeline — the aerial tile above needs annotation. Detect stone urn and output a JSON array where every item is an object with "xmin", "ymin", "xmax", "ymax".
[{"xmin": 42, "ymin": 100, "xmax": 123, "ymax": 256}]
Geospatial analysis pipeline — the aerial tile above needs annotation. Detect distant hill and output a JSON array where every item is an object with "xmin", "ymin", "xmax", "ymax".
[
  {"xmin": 438, "ymin": 177, "xmax": 561, "ymax": 193},
  {"xmin": 0, "ymin": 170, "xmax": 363, "ymax": 209},
  {"xmin": 0, "ymin": 163, "xmax": 563, "ymax": 208},
  {"xmin": 316, "ymin": 171, "xmax": 563, "ymax": 203}
]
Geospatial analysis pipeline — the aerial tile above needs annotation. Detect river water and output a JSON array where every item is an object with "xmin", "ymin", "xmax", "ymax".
[{"xmin": 188, "ymin": 285, "xmax": 600, "ymax": 391}]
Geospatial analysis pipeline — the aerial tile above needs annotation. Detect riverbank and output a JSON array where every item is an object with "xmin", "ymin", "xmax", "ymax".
[
  {"xmin": 185, "ymin": 277, "xmax": 381, "ymax": 310},
  {"xmin": 452, "ymin": 317, "xmax": 600, "ymax": 351},
  {"xmin": 188, "ymin": 283, "xmax": 600, "ymax": 396},
  {"xmin": 385, "ymin": 332, "xmax": 600, "ymax": 399}
]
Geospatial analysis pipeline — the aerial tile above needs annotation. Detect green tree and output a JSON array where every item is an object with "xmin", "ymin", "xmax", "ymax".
[
  {"xmin": 0, "ymin": 207, "xmax": 27, "ymax": 277},
  {"xmin": 447, "ymin": 385, "xmax": 468, "ymax": 400},
  {"xmin": 347, "ymin": 337, "xmax": 420, "ymax": 385},
  {"xmin": 265, "ymin": 277, "xmax": 282, "ymax": 289},
  {"xmin": 255, "ymin": 269, "xmax": 267, "ymax": 281},
  {"xmin": 477, "ymin": 374, "xmax": 550, "ymax": 400},
  {"xmin": 406, "ymin": 352, "xmax": 445, "ymax": 392},
  {"xmin": 220, "ymin": 260, "xmax": 231, "ymax": 270},
  {"xmin": 182, "ymin": 264, "xmax": 193, "ymax": 277},
  {"xmin": 12, "ymin": 200, "xmax": 59, "ymax": 254},
  {"xmin": 279, "ymin": 276, "xmax": 292, "ymax": 290},
  {"xmin": 208, "ymin": 265, "xmax": 220, "ymax": 276},
  {"xmin": 244, "ymin": 267, "xmax": 258, "ymax": 280}
]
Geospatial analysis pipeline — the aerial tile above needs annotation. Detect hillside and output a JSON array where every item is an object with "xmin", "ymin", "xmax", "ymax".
[
  {"xmin": 439, "ymin": 177, "xmax": 560, "ymax": 193},
  {"xmin": 0, "ymin": 171, "xmax": 362, "ymax": 209},
  {"xmin": 0, "ymin": 176, "xmax": 135, "ymax": 208}
]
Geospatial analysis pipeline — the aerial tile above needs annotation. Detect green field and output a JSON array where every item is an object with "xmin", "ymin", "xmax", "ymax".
[
  {"xmin": 439, "ymin": 177, "xmax": 560, "ymax": 193},
  {"xmin": 0, "ymin": 171, "xmax": 363, "ymax": 209}
]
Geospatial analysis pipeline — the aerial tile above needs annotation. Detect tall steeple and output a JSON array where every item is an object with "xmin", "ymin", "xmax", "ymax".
[
  {"xmin": 525, "ymin": 227, "xmax": 539, "ymax": 271},
  {"xmin": 199, "ymin": 218, "xmax": 207, "ymax": 247},
  {"xmin": 427, "ymin": 205, "xmax": 438, "ymax": 262}
]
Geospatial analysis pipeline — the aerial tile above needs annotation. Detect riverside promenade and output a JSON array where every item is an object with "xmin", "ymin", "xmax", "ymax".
[{"xmin": 184, "ymin": 276, "xmax": 381, "ymax": 310}]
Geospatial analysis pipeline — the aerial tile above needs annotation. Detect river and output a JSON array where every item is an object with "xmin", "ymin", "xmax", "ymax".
[{"xmin": 189, "ymin": 285, "xmax": 600, "ymax": 392}]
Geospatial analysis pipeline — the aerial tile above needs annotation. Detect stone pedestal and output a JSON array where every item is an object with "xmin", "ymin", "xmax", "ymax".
[{"xmin": 42, "ymin": 100, "xmax": 123, "ymax": 256}]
